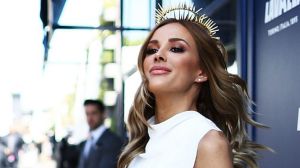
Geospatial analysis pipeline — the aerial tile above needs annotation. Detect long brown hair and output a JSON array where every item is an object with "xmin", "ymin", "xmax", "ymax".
[{"xmin": 118, "ymin": 19, "xmax": 268, "ymax": 168}]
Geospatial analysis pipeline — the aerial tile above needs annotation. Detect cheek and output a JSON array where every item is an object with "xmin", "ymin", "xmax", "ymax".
[
  {"xmin": 177, "ymin": 57, "xmax": 198, "ymax": 71},
  {"xmin": 175, "ymin": 56, "xmax": 200, "ymax": 79}
]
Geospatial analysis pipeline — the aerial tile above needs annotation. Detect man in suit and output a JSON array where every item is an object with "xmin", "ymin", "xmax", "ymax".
[{"xmin": 77, "ymin": 99, "xmax": 123, "ymax": 168}]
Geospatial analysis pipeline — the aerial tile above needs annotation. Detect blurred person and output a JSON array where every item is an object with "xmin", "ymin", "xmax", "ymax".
[
  {"xmin": 0, "ymin": 127, "xmax": 24, "ymax": 168},
  {"xmin": 0, "ymin": 142, "xmax": 6, "ymax": 167},
  {"xmin": 118, "ymin": 3, "xmax": 269, "ymax": 168},
  {"xmin": 56, "ymin": 131, "xmax": 79, "ymax": 168},
  {"xmin": 77, "ymin": 99, "xmax": 123, "ymax": 168},
  {"xmin": 48, "ymin": 130, "xmax": 57, "ymax": 159}
]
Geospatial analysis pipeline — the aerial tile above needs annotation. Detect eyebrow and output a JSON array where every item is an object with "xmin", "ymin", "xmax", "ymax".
[{"xmin": 148, "ymin": 38, "xmax": 190, "ymax": 47}]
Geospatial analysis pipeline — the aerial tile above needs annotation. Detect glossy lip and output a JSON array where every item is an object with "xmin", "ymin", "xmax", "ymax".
[{"xmin": 149, "ymin": 65, "xmax": 171, "ymax": 75}]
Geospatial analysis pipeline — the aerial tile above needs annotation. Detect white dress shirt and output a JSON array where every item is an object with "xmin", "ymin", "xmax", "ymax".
[{"xmin": 83, "ymin": 124, "xmax": 107, "ymax": 157}]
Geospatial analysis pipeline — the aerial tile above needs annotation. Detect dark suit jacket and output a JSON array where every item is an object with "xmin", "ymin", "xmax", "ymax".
[{"xmin": 77, "ymin": 129, "xmax": 123, "ymax": 168}]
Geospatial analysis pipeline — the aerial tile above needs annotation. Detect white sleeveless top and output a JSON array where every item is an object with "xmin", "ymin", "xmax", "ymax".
[{"xmin": 128, "ymin": 111, "xmax": 221, "ymax": 168}]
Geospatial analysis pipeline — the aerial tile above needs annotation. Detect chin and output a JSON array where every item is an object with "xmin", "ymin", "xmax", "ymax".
[{"xmin": 88, "ymin": 124, "xmax": 96, "ymax": 130}]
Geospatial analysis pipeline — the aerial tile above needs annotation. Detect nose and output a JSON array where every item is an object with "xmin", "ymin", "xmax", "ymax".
[{"xmin": 154, "ymin": 52, "xmax": 167, "ymax": 62}]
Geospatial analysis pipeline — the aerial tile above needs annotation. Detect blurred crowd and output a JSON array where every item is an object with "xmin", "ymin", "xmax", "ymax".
[
  {"xmin": 0, "ymin": 99, "xmax": 124, "ymax": 168},
  {"xmin": 0, "ymin": 127, "xmax": 56, "ymax": 168},
  {"xmin": 0, "ymin": 126, "xmax": 84, "ymax": 168}
]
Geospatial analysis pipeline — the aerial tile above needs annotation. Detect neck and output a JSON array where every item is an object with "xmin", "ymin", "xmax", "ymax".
[
  {"xmin": 90, "ymin": 123, "xmax": 103, "ymax": 131},
  {"xmin": 154, "ymin": 87, "xmax": 199, "ymax": 123}
]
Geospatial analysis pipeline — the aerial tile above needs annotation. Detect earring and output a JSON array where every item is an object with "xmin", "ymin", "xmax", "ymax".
[{"xmin": 197, "ymin": 78, "xmax": 202, "ymax": 82}]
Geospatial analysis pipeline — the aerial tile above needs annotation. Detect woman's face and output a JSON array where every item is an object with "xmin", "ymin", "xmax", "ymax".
[{"xmin": 143, "ymin": 22, "xmax": 204, "ymax": 95}]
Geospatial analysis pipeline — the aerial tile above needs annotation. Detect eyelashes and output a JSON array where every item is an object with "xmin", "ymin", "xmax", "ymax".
[
  {"xmin": 145, "ymin": 47, "xmax": 185, "ymax": 55},
  {"xmin": 145, "ymin": 48, "xmax": 158, "ymax": 55},
  {"xmin": 170, "ymin": 47, "xmax": 185, "ymax": 53}
]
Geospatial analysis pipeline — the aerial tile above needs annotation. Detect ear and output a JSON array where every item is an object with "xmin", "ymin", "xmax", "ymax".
[{"xmin": 194, "ymin": 71, "xmax": 208, "ymax": 83}]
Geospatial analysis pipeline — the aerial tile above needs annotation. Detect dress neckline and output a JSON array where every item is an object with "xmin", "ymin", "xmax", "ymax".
[{"xmin": 147, "ymin": 111, "xmax": 201, "ymax": 138}]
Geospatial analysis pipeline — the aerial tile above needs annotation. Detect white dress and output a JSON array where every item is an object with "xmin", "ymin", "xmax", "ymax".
[{"xmin": 128, "ymin": 111, "xmax": 221, "ymax": 168}]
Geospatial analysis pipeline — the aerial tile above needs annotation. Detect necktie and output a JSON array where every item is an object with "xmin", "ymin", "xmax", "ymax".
[{"xmin": 83, "ymin": 135, "xmax": 93, "ymax": 158}]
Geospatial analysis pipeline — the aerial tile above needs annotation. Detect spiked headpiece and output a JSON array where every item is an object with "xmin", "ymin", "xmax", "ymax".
[{"xmin": 155, "ymin": 3, "xmax": 219, "ymax": 39}]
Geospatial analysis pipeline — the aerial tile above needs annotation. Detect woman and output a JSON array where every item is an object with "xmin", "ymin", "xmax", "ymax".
[{"xmin": 118, "ymin": 4, "xmax": 267, "ymax": 168}]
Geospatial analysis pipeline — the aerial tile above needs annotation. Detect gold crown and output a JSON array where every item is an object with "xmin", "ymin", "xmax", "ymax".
[{"xmin": 155, "ymin": 3, "xmax": 219, "ymax": 39}]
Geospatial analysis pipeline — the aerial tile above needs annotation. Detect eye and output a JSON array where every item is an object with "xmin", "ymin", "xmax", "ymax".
[
  {"xmin": 170, "ymin": 47, "xmax": 185, "ymax": 53},
  {"xmin": 145, "ymin": 48, "xmax": 158, "ymax": 55}
]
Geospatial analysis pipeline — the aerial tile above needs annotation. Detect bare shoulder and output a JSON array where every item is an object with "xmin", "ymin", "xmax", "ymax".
[
  {"xmin": 194, "ymin": 130, "xmax": 233, "ymax": 168},
  {"xmin": 199, "ymin": 130, "xmax": 230, "ymax": 152}
]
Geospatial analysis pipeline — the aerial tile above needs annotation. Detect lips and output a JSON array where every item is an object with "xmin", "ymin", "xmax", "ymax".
[{"xmin": 149, "ymin": 66, "xmax": 171, "ymax": 75}]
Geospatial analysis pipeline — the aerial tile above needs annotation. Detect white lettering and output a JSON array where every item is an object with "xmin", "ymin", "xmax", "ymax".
[
  {"xmin": 292, "ymin": 0, "xmax": 295, "ymax": 8},
  {"xmin": 265, "ymin": 0, "xmax": 300, "ymax": 23},
  {"xmin": 280, "ymin": 20, "xmax": 290, "ymax": 29},
  {"xmin": 274, "ymin": 0, "xmax": 280, "ymax": 18},
  {"xmin": 280, "ymin": 0, "xmax": 287, "ymax": 14},
  {"xmin": 287, "ymin": 0, "xmax": 292, "ymax": 10},
  {"xmin": 265, "ymin": 2, "xmax": 271, "ymax": 23},
  {"xmin": 270, "ymin": 0, "xmax": 275, "ymax": 21},
  {"xmin": 290, "ymin": 15, "xmax": 298, "ymax": 24},
  {"xmin": 268, "ymin": 15, "xmax": 298, "ymax": 36},
  {"xmin": 268, "ymin": 25, "xmax": 280, "ymax": 36},
  {"xmin": 292, "ymin": 0, "xmax": 300, "ymax": 8}
]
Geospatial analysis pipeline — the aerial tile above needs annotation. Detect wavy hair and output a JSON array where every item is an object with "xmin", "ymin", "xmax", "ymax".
[{"xmin": 118, "ymin": 19, "xmax": 268, "ymax": 168}]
